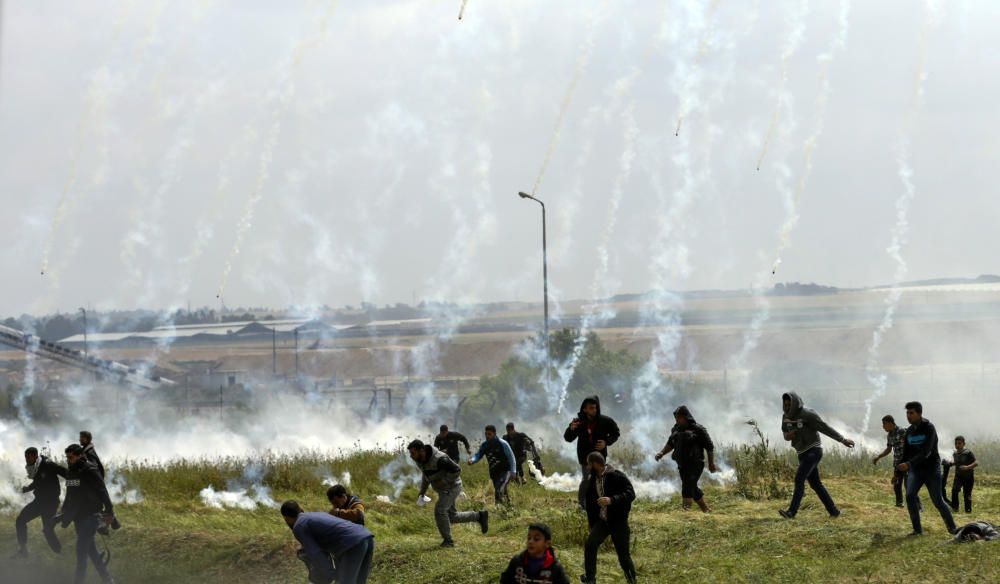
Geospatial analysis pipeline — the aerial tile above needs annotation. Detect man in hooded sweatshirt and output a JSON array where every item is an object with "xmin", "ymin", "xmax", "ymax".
[
  {"xmin": 897, "ymin": 401, "xmax": 956, "ymax": 536},
  {"xmin": 582, "ymin": 452, "xmax": 636, "ymax": 584},
  {"xmin": 468, "ymin": 425, "xmax": 517, "ymax": 506},
  {"xmin": 13, "ymin": 447, "xmax": 67, "ymax": 558},
  {"xmin": 779, "ymin": 392, "xmax": 855, "ymax": 519},
  {"xmin": 564, "ymin": 396, "xmax": 621, "ymax": 509},
  {"xmin": 408, "ymin": 439, "xmax": 489, "ymax": 547},
  {"xmin": 654, "ymin": 405, "xmax": 718, "ymax": 513}
]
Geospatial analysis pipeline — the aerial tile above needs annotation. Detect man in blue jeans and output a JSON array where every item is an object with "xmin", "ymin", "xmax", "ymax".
[
  {"xmin": 896, "ymin": 401, "xmax": 956, "ymax": 536},
  {"xmin": 778, "ymin": 392, "xmax": 856, "ymax": 519},
  {"xmin": 282, "ymin": 500, "xmax": 375, "ymax": 584}
]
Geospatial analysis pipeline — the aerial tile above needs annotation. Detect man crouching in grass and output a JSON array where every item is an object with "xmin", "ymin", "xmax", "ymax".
[{"xmin": 282, "ymin": 500, "xmax": 374, "ymax": 584}]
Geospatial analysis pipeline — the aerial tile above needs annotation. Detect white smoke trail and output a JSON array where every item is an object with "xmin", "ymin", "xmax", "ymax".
[
  {"xmin": 39, "ymin": 2, "xmax": 151, "ymax": 278},
  {"xmin": 771, "ymin": 0, "xmax": 852, "ymax": 275},
  {"xmin": 673, "ymin": 0, "xmax": 721, "ymax": 137},
  {"xmin": 860, "ymin": 1, "xmax": 936, "ymax": 435},
  {"xmin": 529, "ymin": 2, "xmax": 605, "ymax": 197},
  {"xmin": 549, "ymin": 2, "xmax": 672, "ymax": 413},
  {"xmin": 756, "ymin": 0, "xmax": 809, "ymax": 171},
  {"xmin": 217, "ymin": 0, "xmax": 340, "ymax": 300},
  {"xmin": 552, "ymin": 101, "xmax": 639, "ymax": 414},
  {"xmin": 458, "ymin": 0, "xmax": 469, "ymax": 20}
]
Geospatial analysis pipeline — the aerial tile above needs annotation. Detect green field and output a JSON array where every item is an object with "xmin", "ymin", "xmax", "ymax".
[{"xmin": 2, "ymin": 448, "xmax": 997, "ymax": 584}]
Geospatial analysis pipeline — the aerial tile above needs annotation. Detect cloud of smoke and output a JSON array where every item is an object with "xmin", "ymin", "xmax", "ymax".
[{"xmin": 860, "ymin": 0, "xmax": 935, "ymax": 436}]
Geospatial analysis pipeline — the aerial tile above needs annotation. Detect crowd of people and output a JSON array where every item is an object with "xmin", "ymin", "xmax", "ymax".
[
  {"xmin": 12, "ymin": 431, "xmax": 118, "ymax": 584},
  {"xmin": 10, "ymin": 396, "xmax": 987, "ymax": 583}
]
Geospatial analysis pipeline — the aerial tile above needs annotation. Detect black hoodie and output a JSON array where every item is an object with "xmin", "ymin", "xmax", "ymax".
[
  {"xmin": 663, "ymin": 406, "xmax": 715, "ymax": 466},
  {"xmin": 60, "ymin": 458, "xmax": 113, "ymax": 525},
  {"xmin": 563, "ymin": 396, "xmax": 621, "ymax": 466},
  {"xmin": 23, "ymin": 455, "xmax": 67, "ymax": 509}
]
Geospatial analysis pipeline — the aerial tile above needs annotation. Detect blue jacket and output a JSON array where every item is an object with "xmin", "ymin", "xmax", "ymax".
[
  {"xmin": 292, "ymin": 512, "xmax": 373, "ymax": 584},
  {"xmin": 470, "ymin": 436, "xmax": 516, "ymax": 478}
]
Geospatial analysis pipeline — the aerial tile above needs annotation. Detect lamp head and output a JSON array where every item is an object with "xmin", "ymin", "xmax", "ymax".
[{"xmin": 518, "ymin": 191, "xmax": 531, "ymax": 199}]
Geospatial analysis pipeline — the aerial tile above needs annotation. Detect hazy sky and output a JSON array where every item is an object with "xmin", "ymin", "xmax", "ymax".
[{"xmin": 0, "ymin": 0, "xmax": 997, "ymax": 317}]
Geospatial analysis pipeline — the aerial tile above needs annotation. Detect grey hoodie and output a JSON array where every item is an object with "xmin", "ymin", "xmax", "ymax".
[
  {"xmin": 415, "ymin": 445, "xmax": 463, "ymax": 495},
  {"xmin": 781, "ymin": 392, "xmax": 846, "ymax": 454}
]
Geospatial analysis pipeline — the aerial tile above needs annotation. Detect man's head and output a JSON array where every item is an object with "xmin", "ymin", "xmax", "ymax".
[
  {"xmin": 65, "ymin": 443, "xmax": 84, "ymax": 466},
  {"xmin": 586, "ymin": 451, "xmax": 606, "ymax": 475},
  {"xmin": 526, "ymin": 523, "xmax": 552, "ymax": 556},
  {"xmin": 582, "ymin": 399, "xmax": 598, "ymax": 420},
  {"xmin": 439, "ymin": 424, "xmax": 448, "ymax": 437},
  {"xmin": 280, "ymin": 500, "xmax": 303, "ymax": 528},
  {"xmin": 24, "ymin": 447, "xmax": 38, "ymax": 466},
  {"xmin": 905, "ymin": 401, "xmax": 922, "ymax": 425},
  {"xmin": 326, "ymin": 484, "xmax": 349, "ymax": 509},
  {"xmin": 506, "ymin": 422, "xmax": 515, "ymax": 435},
  {"xmin": 782, "ymin": 394, "xmax": 792, "ymax": 414},
  {"xmin": 955, "ymin": 436, "xmax": 966, "ymax": 450},
  {"xmin": 673, "ymin": 405, "xmax": 691, "ymax": 427},
  {"xmin": 881, "ymin": 415, "xmax": 896, "ymax": 432},
  {"xmin": 484, "ymin": 425, "xmax": 497, "ymax": 440},
  {"xmin": 407, "ymin": 439, "xmax": 426, "ymax": 463},
  {"xmin": 79, "ymin": 431, "xmax": 93, "ymax": 447}
]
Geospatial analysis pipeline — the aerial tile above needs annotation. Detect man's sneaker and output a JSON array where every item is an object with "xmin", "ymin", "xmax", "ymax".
[
  {"xmin": 778, "ymin": 509, "xmax": 794, "ymax": 519},
  {"xmin": 579, "ymin": 576, "xmax": 596, "ymax": 584},
  {"xmin": 895, "ymin": 502, "xmax": 904, "ymax": 508},
  {"xmin": 9, "ymin": 548, "xmax": 28, "ymax": 559},
  {"xmin": 440, "ymin": 540, "xmax": 455, "ymax": 548},
  {"xmin": 478, "ymin": 510, "xmax": 489, "ymax": 534},
  {"xmin": 829, "ymin": 510, "xmax": 841, "ymax": 518}
]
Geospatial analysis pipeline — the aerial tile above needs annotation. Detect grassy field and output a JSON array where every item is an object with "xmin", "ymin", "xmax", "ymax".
[{"xmin": 2, "ymin": 447, "xmax": 998, "ymax": 584}]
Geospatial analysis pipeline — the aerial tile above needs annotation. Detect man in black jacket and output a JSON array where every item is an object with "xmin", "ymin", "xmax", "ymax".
[
  {"xmin": 433, "ymin": 425, "xmax": 471, "ymax": 463},
  {"xmin": 59, "ymin": 443, "xmax": 116, "ymax": 584},
  {"xmin": 897, "ymin": 401, "xmax": 956, "ymax": 536},
  {"xmin": 79, "ymin": 431, "xmax": 105, "ymax": 480},
  {"xmin": 582, "ymin": 452, "xmax": 636, "ymax": 584},
  {"xmin": 654, "ymin": 405, "xmax": 718, "ymax": 512},
  {"xmin": 504, "ymin": 422, "xmax": 542, "ymax": 484},
  {"xmin": 564, "ymin": 396, "xmax": 620, "ymax": 509},
  {"xmin": 13, "ymin": 447, "xmax": 66, "ymax": 558}
]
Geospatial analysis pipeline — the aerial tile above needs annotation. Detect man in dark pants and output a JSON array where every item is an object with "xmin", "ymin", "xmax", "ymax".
[
  {"xmin": 79, "ymin": 431, "xmax": 105, "ymax": 480},
  {"xmin": 654, "ymin": 405, "xmax": 718, "ymax": 512},
  {"xmin": 946, "ymin": 436, "xmax": 977, "ymax": 513},
  {"xmin": 13, "ymin": 447, "xmax": 66, "ymax": 558},
  {"xmin": 897, "ymin": 401, "xmax": 956, "ymax": 536},
  {"xmin": 582, "ymin": 452, "xmax": 636, "ymax": 584},
  {"xmin": 408, "ymin": 439, "xmax": 488, "ymax": 547},
  {"xmin": 564, "ymin": 395, "xmax": 620, "ymax": 509},
  {"xmin": 468, "ymin": 425, "xmax": 517, "ymax": 506},
  {"xmin": 282, "ymin": 500, "xmax": 375, "ymax": 584},
  {"xmin": 58, "ymin": 443, "xmax": 115, "ymax": 584},
  {"xmin": 872, "ymin": 414, "xmax": 909, "ymax": 507},
  {"xmin": 504, "ymin": 422, "xmax": 540, "ymax": 483},
  {"xmin": 434, "ymin": 425, "xmax": 471, "ymax": 463},
  {"xmin": 779, "ymin": 392, "xmax": 855, "ymax": 519}
]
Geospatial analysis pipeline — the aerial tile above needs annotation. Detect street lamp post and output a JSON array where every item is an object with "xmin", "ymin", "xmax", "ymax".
[
  {"xmin": 518, "ymin": 192, "xmax": 551, "ymax": 396},
  {"xmin": 78, "ymin": 307, "xmax": 88, "ymax": 357}
]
